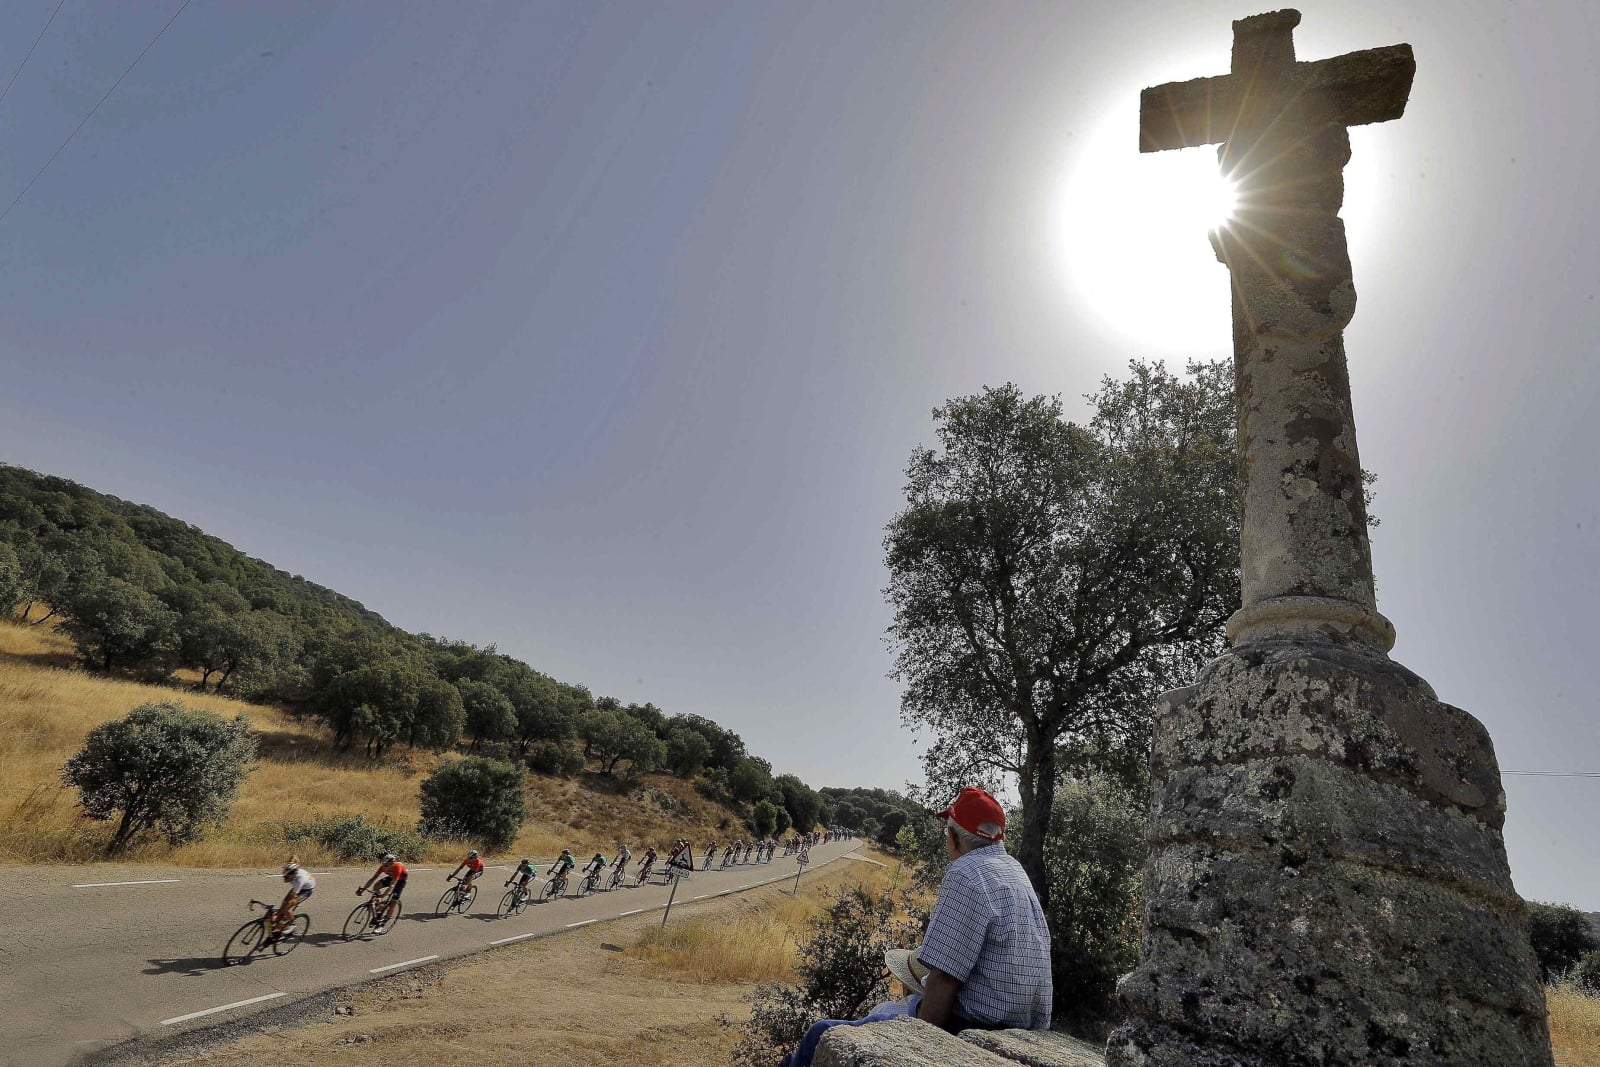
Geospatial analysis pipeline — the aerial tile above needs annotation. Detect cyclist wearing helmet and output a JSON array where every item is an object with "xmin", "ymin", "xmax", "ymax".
[
  {"xmin": 359, "ymin": 853, "xmax": 408, "ymax": 929},
  {"xmin": 583, "ymin": 851, "xmax": 608, "ymax": 880},
  {"xmin": 637, "ymin": 846, "xmax": 658, "ymax": 881},
  {"xmin": 449, "ymin": 848, "xmax": 485, "ymax": 895},
  {"xmin": 274, "ymin": 857, "xmax": 315, "ymax": 939},
  {"xmin": 614, "ymin": 844, "xmax": 632, "ymax": 876},
  {"xmin": 547, "ymin": 848, "xmax": 576, "ymax": 884},
  {"xmin": 506, "ymin": 857, "xmax": 537, "ymax": 895}
]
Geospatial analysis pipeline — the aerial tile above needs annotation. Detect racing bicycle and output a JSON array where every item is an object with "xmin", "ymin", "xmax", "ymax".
[
  {"xmin": 498, "ymin": 880, "xmax": 534, "ymax": 917},
  {"xmin": 223, "ymin": 899, "xmax": 308, "ymax": 966},
  {"xmin": 344, "ymin": 886, "xmax": 399, "ymax": 940},
  {"xmin": 541, "ymin": 872, "xmax": 569, "ymax": 901},
  {"xmin": 435, "ymin": 875, "xmax": 478, "ymax": 917}
]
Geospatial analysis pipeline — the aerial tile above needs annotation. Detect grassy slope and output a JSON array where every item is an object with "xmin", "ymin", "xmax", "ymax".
[
  {"xmin": 1550, "ymin": 985, "xmax": 1600, "ymax": 1067},
  {"xmin": 160, "ymin": 858, "xmax": 898, "ymax": 1067},
  {"xmin": 0, "ymin": 619, "xmax": 755, "ymax": 868}
]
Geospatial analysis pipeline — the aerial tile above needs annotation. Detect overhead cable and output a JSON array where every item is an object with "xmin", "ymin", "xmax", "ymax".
[{"xmin": 0, "ymin": 0, "xmax": 192, "ymax": 227}]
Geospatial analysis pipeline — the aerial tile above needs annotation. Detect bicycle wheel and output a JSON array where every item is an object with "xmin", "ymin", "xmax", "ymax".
[
  {"xmin": 458, "ymin": 884, "xmax": 478, "ymax": 912},
  {"xmin": 343, "ymin": 902, "xmax": 374, "ymax": 941},
  {"xmin": 542, "ymin": 878, "xmax": 563, "ymax": 901},
  {"xmin": 223, "ymin": 918, "xmax": 267, "ymax": 966},
  {"xmin": 374, "ymin": 899, "xmax": 399, "ymax": 934},
  {"xmin": 273, "ymin": 914, "xmax": 310, "ymax": 956},
  {"xmin": 497, "ymin": 889, "xmax": 519, "ymax": 917},
  {"xmin": 435, "ymin": 886, "xmax": 459, "ymax": 917}
]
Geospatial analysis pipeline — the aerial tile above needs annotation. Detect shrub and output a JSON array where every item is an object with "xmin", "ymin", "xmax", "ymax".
[
  {"xmin": 1574, "ymin": 950, "xmax": 1600, "ymax": 996},
  {"xmin": 1039, "ymin": 777, "xmax": 1147, "ymax": 1033},
  {"xmin": 281, "ymin": 813, "xmax": 424, "ymax": 863},
  {"xmin": 731, "ymin": 886, "xmax": 919, "ymax": 1066},
  {"xmin": 526, "ymin": 740, "xmax": 585, "ymax": 777},
  {"xmin": 418, "ymin": 756, "xmax": 526, "ymax": 850},
  {"xmin": 752, "ymin": 799, "xmax": 781, "ymax": 838},
  {"xmin": 62, "ymin": 701, "xmax": 257, "ymax": 854},
  {"xmin": 1528, "ymin": 901, "xmax": 1600, "ymax": 982}
]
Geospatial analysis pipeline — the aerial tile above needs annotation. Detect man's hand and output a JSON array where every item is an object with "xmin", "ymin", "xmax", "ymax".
[{"xmin": 916, "ymin": 967, "xmax": 961, "ymax": 1030}]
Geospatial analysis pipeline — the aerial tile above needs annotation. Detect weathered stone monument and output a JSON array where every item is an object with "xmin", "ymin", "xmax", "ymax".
[{"xmin": 1107, "ymin": 10, "xmax": 1554, "ymax": 1065}]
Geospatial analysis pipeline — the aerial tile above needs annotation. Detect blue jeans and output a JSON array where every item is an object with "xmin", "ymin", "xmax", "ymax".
[{"xmin": 779, "ymin": 996, "xmax": 919, "ymax": 1067}]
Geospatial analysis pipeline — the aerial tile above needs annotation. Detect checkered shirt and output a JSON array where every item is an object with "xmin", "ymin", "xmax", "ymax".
[{"xmin": 919, "ymin": 842, "xmax": 1052, "ymax": 1030}]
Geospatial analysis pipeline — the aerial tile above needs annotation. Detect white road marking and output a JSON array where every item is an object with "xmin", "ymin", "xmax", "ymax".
[
  {"xmin": 619, "ymin": 908, "xmax": 643, "ymax": 916},
  {"xmin": 72, "ymin": 879, "xmax": 178, "ymax": 889},
  {"xmin": 161, "ymin": 992, "xmax": 285, "ymax": 1026},
  {"xmin": 738, "ymin": 883, "xmax": 752, "ymax": 889},
  {"xmin": 410, "ymin": 868, "xmax": 435, "ymax": 872},
  {"xmin": 693, "ymin": 894, "xmax": 709, "ymax": 899},
  {"xmin": 565, "ymin": 918, "xmax": 598, "ymax": 928},
  {"xmin": 370, "ymin": 955, "xmax": 439, "ymax": 974},
  {"xmin": 489, "ymin": 933, "xmax": 537, "ymax": 946}
]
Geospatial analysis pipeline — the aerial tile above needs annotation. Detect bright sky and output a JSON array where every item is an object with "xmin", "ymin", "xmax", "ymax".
[{"xmin": 0, "ymin": 2, "xmax": 1594, "ymax": 908}]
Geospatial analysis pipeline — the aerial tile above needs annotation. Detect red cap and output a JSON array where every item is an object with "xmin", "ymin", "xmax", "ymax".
[{"xmin": 935, "ymin": 787, "xmax": 1006, "ymax": 841}]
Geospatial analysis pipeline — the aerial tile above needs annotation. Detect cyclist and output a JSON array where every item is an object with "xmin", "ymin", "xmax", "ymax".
[
  {"xmin": 722, "ymin": 842, "xmax": 737, "ymax": 867},
  {"xmin": 505, "ymin": 857, "xmax": 537, "ymax": 900},
  {"xmin": 636, "ymin": 846, "xmax": 658, "ymax": 882},
  {"xmin": 449, "ymin": 848, "xmax": 485, "ymax": 896},
  {"xmin": 582, "ymin": 851, "xmax": 608, "ymax": 890},
  {"xmin": 358, "ymin": 853, "xmax": 408, "ymax": 930},
  {"xmin": 614, "ymin": 843, "xmax": 633, "ymax": 877},
  {"xmin": 667, "ymin": 838, "xmax": 691, "ymax": 872},
  {"xmin": 547, "ymin": 848, "xmax": 577, "ymax": 892},
  {"xmin": 273, "ymin": 858, "xmax": 315, "ymax": 940}
]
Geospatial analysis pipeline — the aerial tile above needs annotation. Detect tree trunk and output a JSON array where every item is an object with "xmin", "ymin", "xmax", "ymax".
[
  {"xmin": 195, "ymin": 668, "xmax": 215, "ymax": 691},
  {"xmin": 19, "ymin": 601, "xmax": 31, "ymax": 623},
  {"xmin": 108, "ymin": 806, "xmax": 141, "ymax": 855},
  {"xmin": 1016, "ymin": 729, "xmax": 1056, "ymax": 912},
  {"xmin": 216, "ymin": 663, "xmax": 236, "ymax": 690},
  {"xmin": 30, "ymin": 606, "xmax": 57, "ymax": 626}
]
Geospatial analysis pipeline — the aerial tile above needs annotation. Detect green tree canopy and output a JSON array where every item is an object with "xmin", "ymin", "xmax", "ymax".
[
  {"xmin": 665, "ymin": 724, "xmax": 713, "ymax": 778},
  {"xmin": 884, "ymin": 363, "xmax": 1238, "ymax": 906},
  {"xmin": 62, "ymin": 701, "xmax": 257, "ymax": 854},
  {"xmin": 417, "ymin": 756, "xmax": 526, "ymax": 851},
  {"xmin": 1527, "ymin": 901, "xmax": 1600, "ymax": 982},
  {"xmin": 578, "ymin": 709, "xmax": 665, "ymax": 776}
]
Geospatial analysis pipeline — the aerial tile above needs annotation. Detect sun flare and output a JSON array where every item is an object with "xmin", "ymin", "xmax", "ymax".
[{"xmin": 1049, "ymin": 106, "xmax": 1244, "ymax": 354}]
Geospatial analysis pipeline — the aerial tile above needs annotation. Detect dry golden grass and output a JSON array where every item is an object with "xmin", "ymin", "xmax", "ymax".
[
  {"xmin": 0, "ymin": 619, "xmax": 763, "ymax": 868},
  {"xmin": 166, "ymin": 860, "xmax": 886, "ymax": 1067},
  {"xmin": 627, "ymin": 860, "xmax": 897, "ymax": 984},
  {"xmin": 1550, "ymin": 984, "xmax": 1600, "ymax": 1066}
]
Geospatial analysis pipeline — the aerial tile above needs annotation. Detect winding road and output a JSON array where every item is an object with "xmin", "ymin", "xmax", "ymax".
[{"xmin": 0, "ymin": 839, "xmax": 860, "ymax": 1066}]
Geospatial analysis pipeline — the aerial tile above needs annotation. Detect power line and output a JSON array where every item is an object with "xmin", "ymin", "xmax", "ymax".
[
  {"xmin": 0, "ymin": 0, "xmax": 69, "ymax": 112},
  {"xmin": 1502, "ymin": 770, "xmax": 1600, "ymax": 779},
  {"xmin": 0, "ymin": 0, "xmax": 191, "ymax": 228}
]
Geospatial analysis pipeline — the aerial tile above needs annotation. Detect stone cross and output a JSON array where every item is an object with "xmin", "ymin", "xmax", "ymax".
[
  {"xmin": 1141, "ymin": 9, "xmax": 1413, "ymax": 651},
  {"xmin": 1110, "ymin": 11, "xmax": 1555, "ymax": 1067}
]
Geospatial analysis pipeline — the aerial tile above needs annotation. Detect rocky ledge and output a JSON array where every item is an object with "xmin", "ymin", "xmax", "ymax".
[{"xmin": 815, "ymin": 1017, "xmax": 1105, "ymax": 1067}]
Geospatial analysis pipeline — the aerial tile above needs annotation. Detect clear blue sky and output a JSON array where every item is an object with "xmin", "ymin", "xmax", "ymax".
[{"xmin": 0, "ymin": 1, "xmax": 1594, "ymax": 909}]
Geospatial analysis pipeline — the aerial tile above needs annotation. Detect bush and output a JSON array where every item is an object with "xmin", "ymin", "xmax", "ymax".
[
  {"xmin": 418, "ymin": 756, "xmax": 526, "ymax": 850},
  {"xmin": 1039, "ymin": 778, "xmax": 1147, "ymax": 1033},
  {"xmin": 1528, "ymin": 901, "xmax": 1600, "ymax": 982},
  {"xmin": 752, "ymin": 799, "xmax": 780, "ymax": 838},
  {"xmin": 62, "ymin": 701, "xmax": 257, "ymax": 854},
  {"xmin": 281, "ymin": 813, "xmax": 424, "ymax": 863},
  {"xmin": 1575, "ymin": 951, "xmax": 1600, "ymax": 996},
  {"xmin": 731, "ymin": 886, "xmax": 919, "ymax": 1066},
  {"xmin": 525, "ymin": 740, "xmax": 585, "ymax": 777}
]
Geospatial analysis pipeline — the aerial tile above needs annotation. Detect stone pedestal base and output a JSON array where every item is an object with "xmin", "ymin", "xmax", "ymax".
[{"xmin": 1106, "ymin": 637, "xmax": 1552, "ymax": 1066}]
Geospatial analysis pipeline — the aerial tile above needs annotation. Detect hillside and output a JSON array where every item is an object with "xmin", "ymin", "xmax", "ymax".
[
  {"xmin": 0, "ymin": 464, "xmax": 916, "ymax": 863},
  {"xmin": 0, "ymin": 619, "xmax": 797, "ymax": 867}
]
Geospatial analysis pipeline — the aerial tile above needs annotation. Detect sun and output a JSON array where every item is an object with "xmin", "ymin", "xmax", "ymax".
[{"xmin": 1048, "ymin": 105, "xmax": 1240, "ymax": 355}]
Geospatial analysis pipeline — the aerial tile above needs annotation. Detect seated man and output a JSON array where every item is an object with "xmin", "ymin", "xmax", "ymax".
[{"xmin": 780, "ymin": 787, "xmax": 1051, "ymax": 1067}]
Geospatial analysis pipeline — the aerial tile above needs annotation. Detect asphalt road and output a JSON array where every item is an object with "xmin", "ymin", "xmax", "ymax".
[{"xmin": 0, "ymin": 839, "xmax": 860, "ymax": 1067}]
